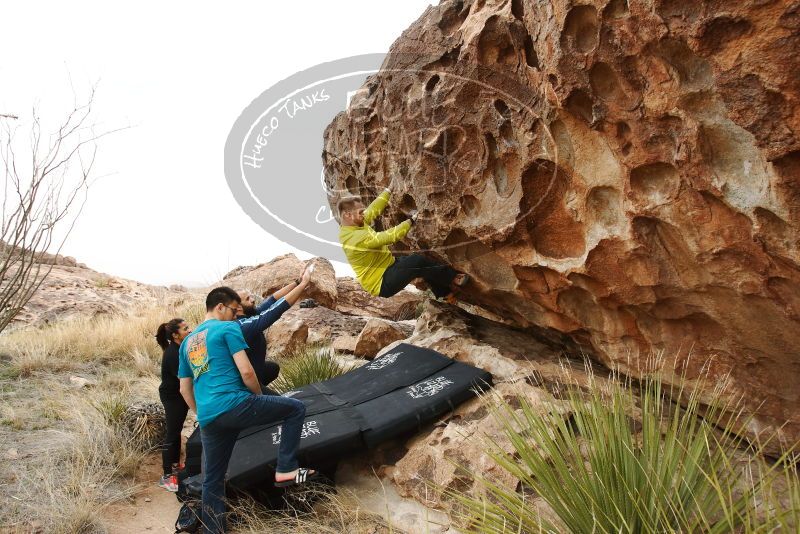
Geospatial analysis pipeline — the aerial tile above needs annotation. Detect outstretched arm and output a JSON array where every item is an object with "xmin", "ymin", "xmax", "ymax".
[
  {"xmin": 264, "ymin": 261, "xmax": 310, "ymax": 304},
  {"xmin": 362, "ymin": 189, "xmax": 392, "ymax": 225},
  {"xmin": 256, "ymin": 295, "xmax": 277, "ymax": 313},
  {"xmin": 239, "ymin": 269, "xmax": 312, "ymax": 335},
  {"xmin": 266, "ymin": 281, "xmax": 297, "ymax": 303},
  {"xmin": 358, "ymin": 219, "xmax": 412, "ymax": 249},
  {"xmin": 282, "ymin": 267, "xmax": 312, "ymax": 305},
  {"xmin": 240, "ymin": 297, "xmax": 291, "ymax": 336}
]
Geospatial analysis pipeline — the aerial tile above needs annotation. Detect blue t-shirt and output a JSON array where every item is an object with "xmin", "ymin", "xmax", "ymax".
[{"xmin": 178, "ymin": 319, "xmax": 251, "ymax": 427}]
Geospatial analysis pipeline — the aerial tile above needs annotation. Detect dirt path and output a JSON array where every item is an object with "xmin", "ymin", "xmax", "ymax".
[{"xmin": 107, "ymin": 454, "xmax": 180, "ymax": 534}]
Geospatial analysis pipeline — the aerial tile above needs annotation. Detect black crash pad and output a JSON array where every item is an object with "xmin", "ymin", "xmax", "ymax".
[
  {"xmin": 182, "ymin": 343, "xmax": 492, "ymax": 491},
  {"xmin": 226, "ymin": 408, "xmax": 362, "ymax": 488},
  {"xmin": 357, "ymin": 360, "xmax": 491, "ymax": 447}
]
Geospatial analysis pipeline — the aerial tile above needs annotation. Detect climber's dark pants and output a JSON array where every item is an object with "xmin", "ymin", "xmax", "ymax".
[{"xmin": 379, "ymin": 254, "xmax": 459, "ymax": 299}]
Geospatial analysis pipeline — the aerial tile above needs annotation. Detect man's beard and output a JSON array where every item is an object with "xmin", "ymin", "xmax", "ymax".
[{"xmin": 242, "ymin": 304, "xmax": 256, "ymax": 317}]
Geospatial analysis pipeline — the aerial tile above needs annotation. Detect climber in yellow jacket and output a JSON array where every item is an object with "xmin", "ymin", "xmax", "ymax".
[{"xmin": 337, "ymin": 184, "xmax": 469, "ymax": 299}]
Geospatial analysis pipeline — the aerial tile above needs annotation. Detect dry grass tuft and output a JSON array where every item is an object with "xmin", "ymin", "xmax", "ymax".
[
  {"xmin": 1, "ymin": 370, "xmax": 160, "ymax": 532},
  {"xmin": 0, "ymin": 296, "xmax": 204, "ymax": 376},
  {"xmin": 0, "ymin": 402, "xmax": 24, "ymax": 430},
  {"xmin": 8, "ymin": 389, "xmax": 150, "ymax": 532},
  {"xmin": 230, "ymin": 486, "xmax": 397, "ymax": 534},
  {"xmin": 0, "ymin": 299, "xmax": 205, "ymax": 531}
]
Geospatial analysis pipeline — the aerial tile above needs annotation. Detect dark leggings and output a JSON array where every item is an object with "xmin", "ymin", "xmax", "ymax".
[
  {"xmin": 256, "ymin": 360, "xmax": 281, "ymax": 395},
  {"xmin": 379, "ymin": 254, "xmax": 459, "ymax": 298},
  {"xmin": 160, "ymin": 394, "xmax": 189, "ymax": 476}
]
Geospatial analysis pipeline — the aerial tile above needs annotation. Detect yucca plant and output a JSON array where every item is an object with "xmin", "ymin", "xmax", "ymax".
[
  {"xmin": 769, "ymin": 454, "xmax": 800, "ymax": 531},
  {"xmin": 272, "ymin": 344, "xmax": 351, "ymax": 394},
  {"xmin": 447, "ymin": 369, "xmax": 798, "ymax": 533}
]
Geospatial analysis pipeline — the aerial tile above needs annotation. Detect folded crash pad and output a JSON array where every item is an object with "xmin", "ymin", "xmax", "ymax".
[
  {"xmin": 183, "ymin": 343, "xmax": 492, "ymax": 490},
  {"xmin": 357, "ymin": 360, "xmax": 492, "ymax": 447}
]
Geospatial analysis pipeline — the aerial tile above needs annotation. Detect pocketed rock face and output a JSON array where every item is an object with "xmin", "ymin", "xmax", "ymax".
[{"xmin": 323, "ymin": 1, "xmax": 800, "ymax": 446}]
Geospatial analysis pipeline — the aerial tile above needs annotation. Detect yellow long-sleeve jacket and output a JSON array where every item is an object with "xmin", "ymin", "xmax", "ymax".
[{"xmin": 339, "ymin": 190, "xmax": 412, "ymax": 296}]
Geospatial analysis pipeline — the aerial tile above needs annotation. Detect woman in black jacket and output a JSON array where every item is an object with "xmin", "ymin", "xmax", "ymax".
[{"xmin": 155, "ymin": 318, "xmax": 191, "ymax": 492}]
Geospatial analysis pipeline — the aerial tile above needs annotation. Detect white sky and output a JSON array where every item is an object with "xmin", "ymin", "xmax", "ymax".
[{"xmin": 0, "ymin": 0, "xmax": 433, "ymax": 287}]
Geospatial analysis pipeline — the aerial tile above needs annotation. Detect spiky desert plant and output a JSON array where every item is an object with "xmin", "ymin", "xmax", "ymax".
[
  {"xmin": 272, "ymin": 344, "xmax": 351, "ymax": 394},
  {"xmin": 447, "ymin": 368, "xmax": 798, "ymax": 533}
]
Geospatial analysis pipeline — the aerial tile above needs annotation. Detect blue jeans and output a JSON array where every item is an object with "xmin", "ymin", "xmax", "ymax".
[{"xmin": 199, "ymin": 393, "xmax": 306, "ymax": 534}]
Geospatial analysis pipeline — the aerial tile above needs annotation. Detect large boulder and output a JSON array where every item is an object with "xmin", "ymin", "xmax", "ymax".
[
  {"xmin": 376, "ymin": 300, "xmax": 598, "ymax": 515},
  {"xmin": 332, "ymin": 335, "xmax": 359, "ymax": 354},
  {"xmin": 266, "ymin": 317, "xmax": 309, "ymax": 356},
  {"xmin": 324, "ymin": 0, "xmax": 800, "ymax": 447},
  {"xmin": 224, "ymin": 254, "xmax": 338, "ymax": 310}
]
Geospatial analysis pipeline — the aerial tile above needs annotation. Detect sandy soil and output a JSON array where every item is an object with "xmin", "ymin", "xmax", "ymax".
[{"xmin": 107, "ymin": 454, "xmax": 181, "ymax": 534}]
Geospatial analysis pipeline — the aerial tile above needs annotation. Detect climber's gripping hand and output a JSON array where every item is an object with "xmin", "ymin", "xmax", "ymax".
[{"xmin": 385, "ymin": 173, "xmax": 403, "ymax": 195}]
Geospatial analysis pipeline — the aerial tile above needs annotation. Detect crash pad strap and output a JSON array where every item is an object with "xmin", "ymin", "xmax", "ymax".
[
  {"xmin": 339, "ymin": 405, "xmax": 371, "ymax": 432},
  {"xmin": 310, "ymin": 381, "xmax": 384, "ymax": 432},
  {"xmin": 309, "ymin": 383, "xmax": 347, "ymax": 406}
]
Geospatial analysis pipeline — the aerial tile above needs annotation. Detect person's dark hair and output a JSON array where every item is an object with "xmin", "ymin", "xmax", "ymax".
[
  {"xmin": 155, "ymin": 318, "xmax": 185, "ymax": 350},
  {"xmin": 206, "ymin": 286, "xmax": 241, "ymax": 311},
  {"xmin": 336, "ymin": 196, "xmax": 363, "ymax": 219}
]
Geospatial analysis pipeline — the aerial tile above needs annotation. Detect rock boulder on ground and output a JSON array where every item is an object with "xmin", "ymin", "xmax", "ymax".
[
  {"xmin": 332, "ymin": 335, "xmax": 359, "ymax": 354},
  {"xmin": 223, "ymin": 254, "xmax": 338, "ymax": 310},
  {"xmin": 353, "ymin": 318, "xmax": 408, "ymax": 359},
  {"xmin": 266, "ymin": 317, "xmax": 309, "ymax": 356},
  {"xmin": 265, "ymin": 305, "xmax": 414, "ymax": 354},
  {"xmin": 376, "ymin": 300, "xmax": 600, "ymax": 514}
]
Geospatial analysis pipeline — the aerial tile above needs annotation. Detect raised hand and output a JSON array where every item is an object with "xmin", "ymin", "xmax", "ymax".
[
  {"xmin": 301, "ymin": 263, "xmax": 315, "ymax": 284},
  {"xmin": 386, "ymin": 172, "xmax": 402, "ymax": 193}
]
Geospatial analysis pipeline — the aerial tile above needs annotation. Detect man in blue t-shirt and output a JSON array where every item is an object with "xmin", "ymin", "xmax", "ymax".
[{"xmin": 178, "ymin": 286, "xmax": 316, "ymax": 534}]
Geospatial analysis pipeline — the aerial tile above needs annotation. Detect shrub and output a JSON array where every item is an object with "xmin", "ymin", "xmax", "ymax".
[
  {"xmin": 272, "ymin": 345, "xmax": 351, "ymax": 394},
  {"xmin": 12, "ymin": 390, "xmax": 147, "ymax": 532},
  {"xmin": 447, "ymin": 370, "xmax": 799, "ymax": 533}
]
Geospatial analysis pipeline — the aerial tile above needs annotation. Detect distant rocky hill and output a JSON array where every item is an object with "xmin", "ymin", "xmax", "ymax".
[
  {"xmin": 7, "ymin": 253, "xmax": 184, "ymax": 329},
  {"xmin": 10, "ymin": 252, "xmax": 423, "ymax": 353}
]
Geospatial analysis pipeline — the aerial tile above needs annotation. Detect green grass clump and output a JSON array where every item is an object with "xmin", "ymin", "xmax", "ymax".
[
  {"xmin": 447, "ymin": 369, "xmax": 799, "ymax": 533},
  {"xmin": 272, "ymin": 344, "xmax": 351, "ymax": 394}
]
